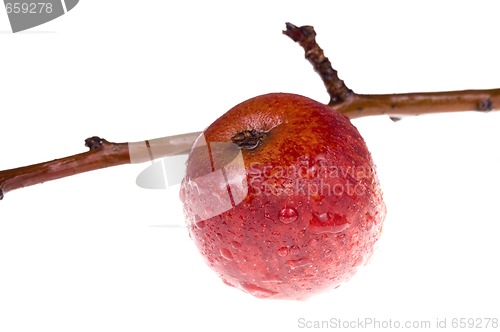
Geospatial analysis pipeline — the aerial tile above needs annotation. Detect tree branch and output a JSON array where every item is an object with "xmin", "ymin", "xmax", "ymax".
[
  {"xmin": 0, "ymin": 138, "xmax": 129, "ymax": 199},
  {"xmin": 283, "ymin": 22, "xmax": 354, "ymax": 104},
  {"xmin": 0, "ymin": 132, "xmax": 201, "ymax": 199},
  {"xmin": 1, "ymin": 22, "xmax": 499, "ymax": 200},
  {"xmin": 283, "ymin": 22, "xmax": 499, "ymax": 120},
  {"xmin": 340, "ymin": 89, "xmax": 498, "ymax": 119}
]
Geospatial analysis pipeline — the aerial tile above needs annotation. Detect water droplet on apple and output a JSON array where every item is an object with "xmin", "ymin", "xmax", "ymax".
[
  {"xmin": 351, "ymin": 232, "xmax": 359, "ymax": 243},
  {"xmin": 204, "ymin": 207, "xmax": 214, "ymax": 217},
  {"xmin": 195, "ymin": 220, "xmax": 205, "ymax": 229},
  {"xmin": 353, "ymin": 255, "xmax": 364, "ymax": 267},
  {"xmin": 240, "ymin": 283, "xmax": 277, "ymax": 298},
  {"xmin": 285, "ymin": 258, "xmax": 312, "ymax": 270},
  {"xmin": 323, "ymin": 249, "xmax": 333, "ymax": 258},
  {"xmin": 279, "ymin": 206, "xmax": 298, "ymax": 224},
  {"xmin": 277, "ymin": 247, "xmax": 289, "ymax": 257},
  {"xmin": 264, "ymin": 212, "xmax": 273, "ymax": 222},
  {"xmin": 220, "ymin": 248, "xmax": 233, "ymax": 260},
  {"xmin": 231, "ymin": 241, "xmax": 242, "ymax": 249},
  {"xmin": 297, "ymin": 229, "xmax": 306, "ymax": 238},
  {"xmin": 310, "ymin": 212, "xmax": 350, "ymax": 234},
  {"xmin": 222, "ymin": 278, "xmax": 235, "ymax": 287},
  {"xmin": 308, "ymin": 238, "xmax": 318, "ymax": 246},
  {"xmin": 290, "ymin": 245, "xmax": 300, "ymax": 256},
  {"xmin": 315, "ymin": 212, "xmax": 329, "ymax": 223}
]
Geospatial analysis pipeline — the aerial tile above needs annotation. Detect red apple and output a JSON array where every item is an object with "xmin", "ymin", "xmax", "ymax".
[{"xmin": 180, "ymin": 93, "xmax": 385, "ymax": 300}]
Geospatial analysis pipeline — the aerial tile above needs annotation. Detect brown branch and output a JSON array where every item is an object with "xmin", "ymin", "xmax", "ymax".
[
  {"xmin": 1, "ymin": 22, "xmax": 499, "ymax": 200},
  {"xmin": 0, "ymin": 138, "xmax": 129, "ymax": 199},
  {"xmin": 283, "ymin": 22, "xmax": 353, "ymax": 104},
  {"xmin": 0, "ymin": 132, "xmax": 201, "ymax": 199},
  {"xmin": 340, "ymin": 89, "xmax": 499, "ymax": 119},
  {"xmin": 283, "ymin": 22, "xmax": 500, "ymax": 119}
]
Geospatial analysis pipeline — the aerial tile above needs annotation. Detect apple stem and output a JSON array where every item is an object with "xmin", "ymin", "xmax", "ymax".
[{"xmin": 231, "ymin": 130, "xmax": 266, "ymax": 149}]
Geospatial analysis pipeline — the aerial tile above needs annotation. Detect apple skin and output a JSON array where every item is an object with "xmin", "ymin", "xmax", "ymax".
[{"xmin": 180, "ymin": 93, "xmax": 385, "ymax": 300}]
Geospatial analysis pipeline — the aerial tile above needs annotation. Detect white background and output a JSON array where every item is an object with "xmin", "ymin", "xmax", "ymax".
[{"xmin": 1, "ymin": 1, "xmax": 500, "ymax": 331}]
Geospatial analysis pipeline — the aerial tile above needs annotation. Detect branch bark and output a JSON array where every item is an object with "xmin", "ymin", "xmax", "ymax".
[
  {"xmin": 0, "ymin": 132, "xmax": 201, "ymax": 199},
  {"xmin": 339, "ymin": 89, "xmax": 498, "ymax": 119},
  {"xmin": 282, "ymin": 22, "xmax": 499, "ymax": 120},
  {"xmin": 283, "ymin": 23, "xmax": 353, "ymax": 104},
  {"xmin": 1, "ymin": 22, "xmax": 499, "ymax": 200}
]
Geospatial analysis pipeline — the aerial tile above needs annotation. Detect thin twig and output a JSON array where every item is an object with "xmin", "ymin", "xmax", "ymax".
[
  {"xmin": 283, "ymin": 22, "xmax": 353, "ymax": 104},
  {"xmin": 283, "ymin": 22, "xmax": 499, "ymax": 119},
  {"xmin": 0, "ymin": 138, "xmax": 129, "ymax": 199}
]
